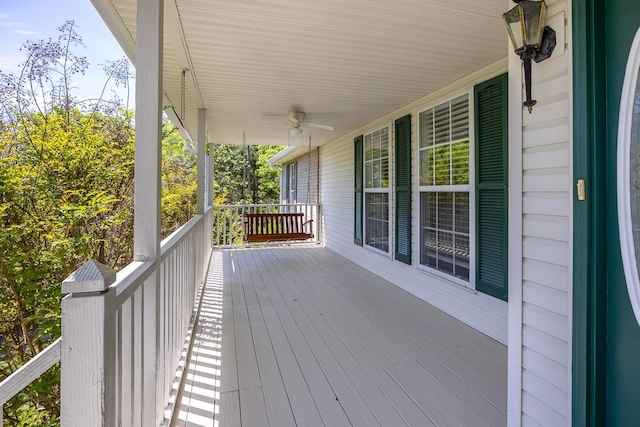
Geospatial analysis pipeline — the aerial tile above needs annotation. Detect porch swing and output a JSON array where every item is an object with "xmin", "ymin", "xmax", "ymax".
[{"xmin": 242, "ymin": 133, "xmax": 314, "ymax": 243}]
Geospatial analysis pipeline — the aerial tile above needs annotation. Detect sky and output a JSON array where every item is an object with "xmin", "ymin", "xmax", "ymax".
[{"xmin": 0, "ymin": 0, "xmax": 131, "ymax": 102}]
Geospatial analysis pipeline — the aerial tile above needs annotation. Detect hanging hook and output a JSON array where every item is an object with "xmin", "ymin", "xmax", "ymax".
[
  {"xmin": 307, "ymin": 135, "xmax": 312, "ymax": 203},
  {"xmin": 180, "ymin": 69, "xmax": 189, "ymax": 121}
]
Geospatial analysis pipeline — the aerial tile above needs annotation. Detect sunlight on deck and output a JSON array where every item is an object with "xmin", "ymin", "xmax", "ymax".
[
  {"xmin": 174, "ymin": 253, "xmax": 224, "ymax": 427},
  {"xmin": 173, "ymin": 247, "xmax": 507, "ymax": 427}
]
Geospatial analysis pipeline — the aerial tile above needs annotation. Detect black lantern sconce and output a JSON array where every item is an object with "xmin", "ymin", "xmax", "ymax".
[{"xmin": 503, "ymin": 0, "xmax": 556, "ymax": 113}]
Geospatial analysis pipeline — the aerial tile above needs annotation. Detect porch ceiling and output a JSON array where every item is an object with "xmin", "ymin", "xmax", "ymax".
[{"xmin": 93, "ymin": 0, "xmax": 508, "ymax": 147}]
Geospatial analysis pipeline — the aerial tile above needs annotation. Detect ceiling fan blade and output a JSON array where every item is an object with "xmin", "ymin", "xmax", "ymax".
[
  {"xmin": 262, "ymin": 121, "xmax": 289, "ymax": 128},
  {"xmin": 307, "ymin": 122, "xmax": 334, "ymax": 131}
]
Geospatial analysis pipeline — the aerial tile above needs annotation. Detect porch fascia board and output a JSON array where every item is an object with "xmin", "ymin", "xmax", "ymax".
[
  {"xmin": 91, "ymin": 0, "xmax": 207, "ymax": 143},
  {"xmin": 90, "ymin": 0, "xmax": 136, "ymax": 62},
  {"xmin": 268, "ymin": 146, "xmax": 306, "ymax": 166}
]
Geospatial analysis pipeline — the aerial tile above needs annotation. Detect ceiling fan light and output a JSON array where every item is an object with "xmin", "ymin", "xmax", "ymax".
[{"xmin": 290, "ymin": 127, "xmax": 303, "ymax": 136}]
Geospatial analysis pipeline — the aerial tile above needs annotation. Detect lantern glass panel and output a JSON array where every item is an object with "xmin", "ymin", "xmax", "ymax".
[
  {"xmin": 522, "ymin": 1, "xmax": 546, "ymax": 47},
  {"xmin": 503, "ymin": 1, "xmax": 548, "ymax": 52},
  {"xmin": 503, "ymin": 6, "xmax": 524, "ymax": 51}
]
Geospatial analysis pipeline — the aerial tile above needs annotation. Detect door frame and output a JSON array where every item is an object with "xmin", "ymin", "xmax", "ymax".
[{"xmin": 572, "ymin": 0, "xmax": 607, "ymax": 426}]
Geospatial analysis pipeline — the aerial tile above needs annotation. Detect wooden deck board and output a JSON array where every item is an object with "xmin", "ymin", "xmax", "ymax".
[
  {"xmin": 251, "ymin": 250, "xmax": 352, "ymax": 427},
  {"xmin": 298, "ymin": 247, "xmax": 508, "ymax": 389},
  {"xmin": 238, "ymin": 250, "xmax": 297, "ymax": 427},
  {"xmin": 174, "ymin": 246, "xmax": 507, "ymax": 427},
  {"xmin": 293, "ymin": 249, "xmax": 508, "ymax": 414},
  {"xmin": 220, "ymin": 251, "xmax": 238, "ymax": 394},
  {"xmin": 268, "ymin": 251, "xmax": 408, "ymax": 427},
  {"xmin": 244, "ymin": 250, "xmax": 330, "ymax": 427},
  {"xmin": 263, "ymin": 255, "xmax": 381, "ymax": 427}
]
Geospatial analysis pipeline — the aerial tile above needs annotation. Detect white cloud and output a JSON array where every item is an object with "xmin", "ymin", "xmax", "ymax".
[
  {"xmin": 12, "ymin": 29, "xmax": 38, "ymax": 35},
  {"xmin": 0, "ymin": 54, "xmax": 23, "ymax": 74}
]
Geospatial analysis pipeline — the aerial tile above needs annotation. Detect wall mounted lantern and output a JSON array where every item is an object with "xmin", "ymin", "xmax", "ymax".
[{"xmin": 503, "ymin": 0, "xmax": 556, "ymax": 113}]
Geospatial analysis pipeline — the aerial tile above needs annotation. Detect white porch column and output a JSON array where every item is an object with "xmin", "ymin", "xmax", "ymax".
[
  {"xmin": 208, "ymin": 142, "xmax": 215, "ymax": 206},
  {"xmin": 134, "ymin": 0, "xmax": 163, "ymax": 260},
  {"xmin": 197, "ymin": 108, "xmax": 206, "ymax": 214},
  {"xmin": 134, "ymin": 0, "xmax": 163, "ymax": 424}
]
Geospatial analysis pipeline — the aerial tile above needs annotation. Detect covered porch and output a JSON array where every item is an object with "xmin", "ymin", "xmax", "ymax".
[{"xmin": 174, "ymin": 246, "xmax": 507, "ymax": 427}]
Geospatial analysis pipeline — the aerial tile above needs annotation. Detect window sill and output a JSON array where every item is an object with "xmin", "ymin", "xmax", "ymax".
[
  {"xmin": 416, "ymin": 264, "xmax": 476, "ymax": 294},
  {"xmin": 363, "ymin": 244, "xmax": 391, "ymax": 259}
]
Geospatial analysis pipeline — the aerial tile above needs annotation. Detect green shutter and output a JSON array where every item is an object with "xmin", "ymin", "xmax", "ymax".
[
  {"xmin": 354, "ymin": 135, "xmax": 364, "ymax": 246},
  {"xmin": 395, "ymin": 115, "xmax": 412, "ymax": 264},
  {"xmin": 475, "ymin": 73, "xmax": 508, "ymax": 301}
]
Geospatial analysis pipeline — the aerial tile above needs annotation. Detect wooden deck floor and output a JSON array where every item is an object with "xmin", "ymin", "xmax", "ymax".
[{"xmin": 173, "ymin": 246, "xmax": 507, "ymax": 427}]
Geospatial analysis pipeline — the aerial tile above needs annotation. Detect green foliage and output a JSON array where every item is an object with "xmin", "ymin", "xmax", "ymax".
[
  {"xmin": 255, "ymin": 145, "xmax": 282, "ymax": 203},
  {"xmin": 213, "ymin": 144, "xmax": 282, "ymax": 205},
  {"xmin": 162, "ymin": 124, "xmax": 197, "ymax": 236},
  {"xmin": 0, "ymin": 19, "xmax": 272, "ymax": 425},
  {"xmin": 0, "ymin": 108, "xmax": 135, "ymax": 425},
  {"xmin": 0, "ymin": 22, "xmax": 195, "ymax": 426},
  {"xmin": 419, "ymin": 140, "xmax": 470, "ymax": 186},
  {"xmin": 212, "ymin": 144, "xmax": 248, "ymax": 204}
]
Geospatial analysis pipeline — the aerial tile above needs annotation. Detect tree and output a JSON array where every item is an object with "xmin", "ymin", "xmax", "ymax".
[
  {"xmin": 0, "ymin": 21, "xmax": 196, "ymax": 426},
  {"xmin": 255, "ymin": 145, "xmax": 282, "ymax": 203},
  {"xmin": 212, "ymin": 144, "xmax": 282, "ymax": 205},
  {"xmin": 162, "ymin": 124, "xmax": 197, "ymax": 235}
]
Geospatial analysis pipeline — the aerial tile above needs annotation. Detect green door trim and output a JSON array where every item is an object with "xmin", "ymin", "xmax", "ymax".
[{"xmin": 572, "ymin": 0, "xmax": 608, "ymax": 426}]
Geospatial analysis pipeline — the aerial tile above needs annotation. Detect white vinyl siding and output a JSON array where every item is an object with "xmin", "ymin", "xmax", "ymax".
[
  {"xmin": 319, "ymin": 60, "xmax": 509, "ymax": 344},
  {"xmin": 512, "ymin": 0, "xmax": 572, "ymax": 425}
]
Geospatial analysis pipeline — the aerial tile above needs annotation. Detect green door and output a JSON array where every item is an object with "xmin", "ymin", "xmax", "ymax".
[
  {"xmin": 605, "ymin": 1, "xmax": 640, "ymax": 424},
  {"xmin": 575, "ymin": 0, "xmax": 640, "ymax": 425}
]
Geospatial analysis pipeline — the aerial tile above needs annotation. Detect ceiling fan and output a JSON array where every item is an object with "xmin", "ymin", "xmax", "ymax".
[{"xmin": 286, "ymin": 112, "xmax": 334, "ymax": 136}]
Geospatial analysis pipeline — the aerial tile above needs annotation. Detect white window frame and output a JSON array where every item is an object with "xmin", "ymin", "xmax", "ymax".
[
  {"xmin": 417, "ymin": 89, "xmax": 476, "ymax": 289},
  {"xmin": 363, "ymin": 124, "xmax": 392, "ymax": 255},
  {"xmin": 288, "ymin": 161, "xmax": 297, "ymax": 204}
]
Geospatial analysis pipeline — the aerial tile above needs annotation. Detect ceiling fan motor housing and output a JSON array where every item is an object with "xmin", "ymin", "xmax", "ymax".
[{"xmin": 288, "ymin": 112, "xmax": 306, "ymax": 124}]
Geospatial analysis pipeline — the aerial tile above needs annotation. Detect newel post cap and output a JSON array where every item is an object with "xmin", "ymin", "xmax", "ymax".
[{"xmin": 62, "ymin": 259, "xmax": 116, "ymax": 294}]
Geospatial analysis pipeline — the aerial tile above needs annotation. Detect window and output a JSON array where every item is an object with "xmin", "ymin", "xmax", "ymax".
[
  {"xmin": 352, "ymin": 75, "xmax": 507, "ymax": 300},
  {"xmin": 418, "ymin": 75, "xmax": 508, "ymax": 300},
  {"xmin": 364, "ymin": 126, "xmax": 390, "ymax": 253},
  {"xmin": 285, "ymin": 162, "xmax": 297, "ymax": 204},
  {"xmin": 419, "ymin": 94, "xmax": 471, "ymax": 282}
]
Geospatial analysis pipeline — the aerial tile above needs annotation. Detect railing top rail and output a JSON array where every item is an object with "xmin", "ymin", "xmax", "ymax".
[
  {"xmin": 212, "ymin": 203, "xmax": 320, "ymax": 209},
  {"xmin": 161, "ymin": 207, "xmax": 210, "ymax": 262},
  {"xmin": 113, "ymin": 260, "xmax": 155, "ymax": 308},
  {"xmin": 0, "ymin": 338, "xmax": 61, "ymax": 406},
  {"xmin": 112, "ymin": 207, "xmax": 211, "ymax": 308},
  {"xmin": 245, "ymin": 212, "xmax": 305, "ymax": 217}
]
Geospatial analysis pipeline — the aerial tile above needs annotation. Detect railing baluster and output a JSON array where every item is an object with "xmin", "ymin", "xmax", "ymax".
[
  {"xmin": 119, "ymin": 298, "xmax": 132, "ymax": 425},
  {"xmin": 132, "ymin": 289, "xmax": 142, "ymax": 425}
]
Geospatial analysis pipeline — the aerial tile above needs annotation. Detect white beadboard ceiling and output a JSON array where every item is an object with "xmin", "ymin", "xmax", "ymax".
[{"xmin": 93, "ymin": 0, "xmax": 508, "ymax": 147}]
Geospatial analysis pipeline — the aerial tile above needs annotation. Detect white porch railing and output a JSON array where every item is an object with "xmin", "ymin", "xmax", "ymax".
[
  {"xmin": 0, "ymin": 338, "xmax": 61, "ymax": 425},
  {"xmin": 212, "ymin": 203, "xmax": 321, "ymax": 247},
  {"xmin": 0, "ymin": 207, "xmax": 213, "ymax": 426}
]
